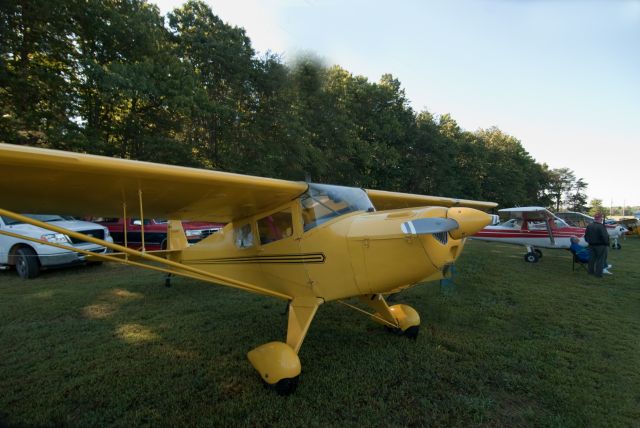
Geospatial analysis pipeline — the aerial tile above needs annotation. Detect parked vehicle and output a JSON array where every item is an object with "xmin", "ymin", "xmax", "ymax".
[
  {"xmin": 556, "ymin": 211, "xmax": 628, "ymax": 249},
  {"xmin": 0, "ymin": 214, "xmax": 113, "ymax": 279},
  {"xmin": 96, "ymin": 218, "xmax": 223, "ymax": 250}
]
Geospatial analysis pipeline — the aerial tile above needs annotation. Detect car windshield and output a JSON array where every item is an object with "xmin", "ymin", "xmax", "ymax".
[
  {"xmin": 1, "ymin": 214, "xmax": 65, "ymax": 226},
  {"xmin": 301, "ymin": 183, "xmax": 374, "ymax": 231}
]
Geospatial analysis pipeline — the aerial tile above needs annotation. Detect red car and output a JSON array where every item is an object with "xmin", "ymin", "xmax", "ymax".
[{"xmin": 96, "ymin": 218, "xmax": 223, "ymax": 250}]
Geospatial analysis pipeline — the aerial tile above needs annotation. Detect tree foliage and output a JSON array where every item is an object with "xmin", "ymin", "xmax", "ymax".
[{"xmin": 0, "ymin": 0, "xmax": 588, "ymax": 210}]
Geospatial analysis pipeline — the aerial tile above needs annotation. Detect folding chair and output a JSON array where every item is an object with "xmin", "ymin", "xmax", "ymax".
[{"xmin": 569, "ymin": 249, "xmax": 588, "ymax": 272}]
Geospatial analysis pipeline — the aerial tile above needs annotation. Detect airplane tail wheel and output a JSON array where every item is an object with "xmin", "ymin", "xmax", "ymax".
[
  {"xmin": 534, "ymin": 249, "xmax": 543, "ymax": 259},
  {"xmin": 524, "ymin": 252, "xmax": 539, "ymax": 263},
  {"xmin": 247, "ymin": 342, "xmax": 301, "ymax": 395}
]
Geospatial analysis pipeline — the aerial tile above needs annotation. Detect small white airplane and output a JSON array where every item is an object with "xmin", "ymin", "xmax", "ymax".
[
  {"xmin": 556, "ymin": 211, "xmax": 628, "ymax": 249},
  {"xmin": 472, "ymin": 207, "xmax": 586, "ymax": 262}
]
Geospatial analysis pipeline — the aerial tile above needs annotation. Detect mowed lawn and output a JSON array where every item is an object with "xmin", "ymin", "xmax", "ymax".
[{"xmin": 1, "ymin": 238, "xmax": 639, "ymax": 427}]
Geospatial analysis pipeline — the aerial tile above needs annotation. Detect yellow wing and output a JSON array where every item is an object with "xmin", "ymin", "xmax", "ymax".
[
  {"xmin": 1, "ymin": 143, "xmax": 496, "ymax": 220},
  {"xmin": 0, "ymin": 143, "xmax": 306, "ymax": 221},
  {"xmin": 366, "ymin": 189, "xmax": 497, "ymax": 211}
]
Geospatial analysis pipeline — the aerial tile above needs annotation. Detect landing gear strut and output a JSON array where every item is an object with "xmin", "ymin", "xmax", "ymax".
[
  {"xmin": 362, "ymin": 294, "xmax": 421, "ymax": 339},
  {"xmin": 248, "ymin": 297, "xmax": 322, "ymax": 395},
  {"xmin": 611, "ymin": 238, "xmax": 621, "ymax": 250}
]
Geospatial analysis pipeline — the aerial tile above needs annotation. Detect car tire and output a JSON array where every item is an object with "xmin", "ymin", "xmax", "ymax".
[{"xmin": 15, "ymin": 247, "xmax": 40, "ymax": 279}]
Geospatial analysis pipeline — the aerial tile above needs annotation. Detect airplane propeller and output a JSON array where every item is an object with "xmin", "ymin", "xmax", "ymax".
[{"xmin": 401, "ymin": 218, "xmax": 459, "ymax": 235}]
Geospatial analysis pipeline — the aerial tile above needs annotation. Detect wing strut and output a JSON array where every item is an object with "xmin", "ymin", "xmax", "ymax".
[
  {"xmin": 122, "ymin": 201, "xmax": 128, "ymax": 257},
  {"xmin": 545, "ymin": 217, "xmax": 555, "ymax": 245},
  {"xmin": 0, "ymin": 208, "xmax": 291, "ymax": 300},
  {"xmin": 138, "ymin": 188, "xmax": 146, "ymax": 252}
]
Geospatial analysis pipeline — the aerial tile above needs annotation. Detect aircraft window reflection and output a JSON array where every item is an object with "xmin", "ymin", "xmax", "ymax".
[
  {"xmin": 258, "ymin": 209, "xmax": 293, "ymax": 245},
  {"xmin": 529, "ymin": 218, "xmax": 569, "ymax": 229},
  {"xmin": 500, "ymin": 219, "xmax": 522, "ymax": 228},
  {"xmin": 235, "ymin": 223, "xmax": 254, "ymax": 248},
  {"xmin": 556, "ymin": 212, "xmax": 591, "ymax": 228},
  {"xmin": 301, "ymin": 183, "xmax": 374, "ymax": 232}
]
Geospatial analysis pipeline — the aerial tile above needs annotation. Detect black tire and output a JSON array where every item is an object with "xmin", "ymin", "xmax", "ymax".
[
  {"xmin": 272, "ymin": 376, "xmax": 299, "ymax": 396},
  {"xmin": 534, "ymin": 249, "xmax": 543, "ymax": 258},
  {"xmin": 612, "ymin": 243, "xmax": 621, "ymax": 250},
  {"xmin": 403, "ymin": 325, "xmax": 420, "ymax": 340},
  {"xmin": 15, "ymin": 247, "xmax": 40, "ymax": 279},
  {"xmin": 524, "ymin": 252, "xmax": 539, "ymax": 263}
]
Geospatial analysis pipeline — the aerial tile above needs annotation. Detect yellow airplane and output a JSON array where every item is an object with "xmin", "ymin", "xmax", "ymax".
[
  {"xmin": 0, "ymin": 143, "xmax": 495, "ymax": 394},
  {"xmin": 611, "ymin": 216, "xmax": 640, "ymax": 237}
]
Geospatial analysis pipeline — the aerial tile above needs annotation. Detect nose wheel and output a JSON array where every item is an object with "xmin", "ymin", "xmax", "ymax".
[{"xmin": 524, "ymin": 246, "xmax": 541, "ymax": 263}]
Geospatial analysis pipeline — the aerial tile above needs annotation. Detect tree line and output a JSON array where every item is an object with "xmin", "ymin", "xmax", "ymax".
[{"xmin": 0, "ymin": 0, "xmax": 589, "ymax": 211}]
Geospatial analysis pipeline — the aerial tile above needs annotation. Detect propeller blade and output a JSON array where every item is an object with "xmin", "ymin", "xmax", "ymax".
[{"xmin": 401, "ymin": 218, "xmax": 459, "ymax": 235}]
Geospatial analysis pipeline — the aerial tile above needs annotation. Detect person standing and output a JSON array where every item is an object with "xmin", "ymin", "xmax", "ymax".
[{"xmin": 584, "ymin": 213, "xmax": 610, "ymax": 277}]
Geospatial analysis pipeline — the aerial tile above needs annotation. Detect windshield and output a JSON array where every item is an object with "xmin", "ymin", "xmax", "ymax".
[
  {"xmin": 1, "ymin": 214, "xmax": 65, "ymax": 226},
  {"xmin": 301, "ymin": 183, "xmax": 374, "ymax": 231}
]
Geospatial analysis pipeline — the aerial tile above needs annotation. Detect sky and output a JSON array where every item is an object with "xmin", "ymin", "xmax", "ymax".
[{"xmin": 151, "ymin": 0, "xmax": 640, "ymax": 207}]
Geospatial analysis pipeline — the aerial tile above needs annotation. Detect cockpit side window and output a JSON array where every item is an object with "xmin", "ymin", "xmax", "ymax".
[
  {"xmin": 234, "ymin": 223, "xmax": 254, "ymax": 248},
  {"xmin": 257, "ymin": 209, "xmax": 293, "ymax": 245}
]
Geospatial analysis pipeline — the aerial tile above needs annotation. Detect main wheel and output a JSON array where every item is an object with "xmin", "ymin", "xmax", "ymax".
[
  {"xmin": 15, "ymin": 247, "xmax": 40, "ymax": 279},
  {"xmin": 524, "ymin": 252, "xmax": 539, "ymax": 263},
  {"xmin": 534, "ymin": 249, "xmax": 543, "ymax": 258},
  {"xmin": 272, "ymin": 376, "xmax": 299, "ymax": 396},
  {"xmin": 612, "ymin": 243, "xmax": 621, "ymax": 250}
]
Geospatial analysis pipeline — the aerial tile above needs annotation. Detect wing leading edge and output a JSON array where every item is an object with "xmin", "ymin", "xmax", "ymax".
[{"xmin": 366, "ymin": 189, "xmax": 497, "ymax": 211}]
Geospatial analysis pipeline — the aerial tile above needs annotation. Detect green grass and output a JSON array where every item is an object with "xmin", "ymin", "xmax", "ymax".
[{"xmin": 1, "ymin": 239, "xmax": 639, "ymax": 427}]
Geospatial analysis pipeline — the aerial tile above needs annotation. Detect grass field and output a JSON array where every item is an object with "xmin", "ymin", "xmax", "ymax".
[{"xmin": 1, "ymin": 238, "xmax": 639, "ymax": 427}]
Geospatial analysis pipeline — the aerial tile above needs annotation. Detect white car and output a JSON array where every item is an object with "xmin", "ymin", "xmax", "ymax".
[{"xmin": 0, "ymin": 214, "xmax": 113, "ymax": 279}]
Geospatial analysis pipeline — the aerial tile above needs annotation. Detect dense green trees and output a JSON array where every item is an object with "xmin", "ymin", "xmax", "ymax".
[{"xmin": 0, "ymin": 0, "xmax": 587, "ymax": 210}]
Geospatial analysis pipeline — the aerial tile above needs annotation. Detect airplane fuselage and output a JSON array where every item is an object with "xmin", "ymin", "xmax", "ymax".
[
  {"xmin": 473, "ymin": 225, "xmax": 586, "ymax": 249},
  {"xmin": 180, "ymin": 206, "xmax": 471, "ymax": 302}
]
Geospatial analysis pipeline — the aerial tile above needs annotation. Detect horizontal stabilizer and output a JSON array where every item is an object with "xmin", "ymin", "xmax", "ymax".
[{"xmin": 401, "ymin": 218, "xmax": 459, "ymax": 235}]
